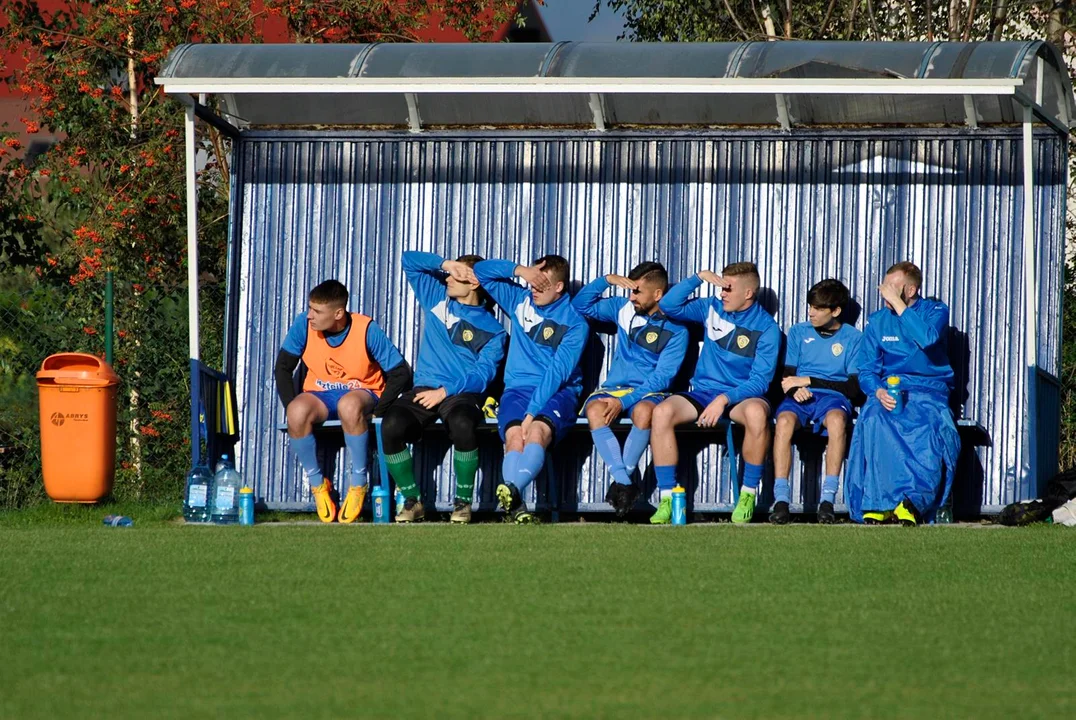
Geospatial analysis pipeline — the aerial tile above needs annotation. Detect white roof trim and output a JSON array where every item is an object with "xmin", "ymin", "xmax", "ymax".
[{"xmin": 156, "ymin": 76, "xmax": 1022, "ymax": 96}]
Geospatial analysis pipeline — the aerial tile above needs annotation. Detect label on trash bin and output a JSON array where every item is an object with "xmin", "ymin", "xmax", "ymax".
[
  {"xmin": 215, "ymin": 486, "xmax": 235, "ymax": 508},
  {"xmin": 188, "ymin": 484, "xmax": 208, "ymax": 508}
]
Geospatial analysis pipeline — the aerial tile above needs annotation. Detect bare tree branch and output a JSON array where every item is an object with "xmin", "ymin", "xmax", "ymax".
[
  {"xmin": 962, "ymin": 0, "xmax": 980, "ymax": 41},
  {"xmin": 989, "ymin": 0, "xmax": 1009, "ymax": 42},
  {"xmin": 784, "ymin": 0, "xmax": 792, "ymax": 38},
  {"xmin": 867, "ymin": 0, "xmax": 882, "ymax": 39},
  {"xmin": 926, "ymin": 0, "xmax": 934, "ymax": 41},
  {"xmin": 722, "ymin": 0, "xmax": 753, "ymax": 40}
]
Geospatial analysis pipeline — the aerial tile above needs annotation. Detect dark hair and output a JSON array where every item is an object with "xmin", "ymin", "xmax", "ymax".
[
  {"xmin": 886, "ymin": 261, "xmax": 922, "ymax": 289},
  {"xmin": 806, "ymin": 279, "xmax": 850, "ymax": 310},
  {"xmin": 535, "ymin": 254, "xmax": 570, "ymax": 287},
  {"xmin": 456, "ymin": 254, "xmax": 484, "ymax": 267},
  {"xmin": 722, "ymin": 261, "xmax": 760, "ymax": 291},
  {"xmin": 309, "ymin": 279, "xmax": 349, "ymax": 308},
  {"xmin": 628, "ymin": 261, "xmax": 669, "ymax": 290}
]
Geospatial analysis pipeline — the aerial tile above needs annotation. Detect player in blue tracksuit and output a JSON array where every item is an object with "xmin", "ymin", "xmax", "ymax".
[
  {"xmin": 845, "ymin": 261, "xmax": 959, "ymax": 525},
  {"xmin": 770, "ymin": 279, "xmax": 863, "ymax": 525},
  {"xmin": 652, "ymin": 262, "xmax": 781, "ymax": 524},
  {"xmin": 474, "ymin": 255, "xmax": 588, "ymax": 523},
  {"xmin": 379, "ymin": 252, "xmax": 507, "ymax": 525},
  {"xmin": 572, "ymin": 262, "xmax": 689, "ymax": 518}
]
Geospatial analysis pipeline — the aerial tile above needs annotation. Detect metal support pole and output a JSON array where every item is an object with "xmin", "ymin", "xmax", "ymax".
[
  {"xmin": 1021, "ymin": 104, "xmax": 1038, "ymax": 495},
  {"xmin": 186, "ymin": 102, "xmax": 201, "ymax": 468}
]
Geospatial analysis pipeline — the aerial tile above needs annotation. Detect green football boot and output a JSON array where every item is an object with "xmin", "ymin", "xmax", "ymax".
[
  {"xmin": 731, "ymin": 490, "xmax": 756, "ymax": 524},
  {"xmin": 649, "ymin": 496, "xmax": 672, "ymax": 524}
]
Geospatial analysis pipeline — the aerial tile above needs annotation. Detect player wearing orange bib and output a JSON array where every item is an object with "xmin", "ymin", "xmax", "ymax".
[{"xmin": 274, "ymin": 280, "xmax": 412, "ymax": 523}]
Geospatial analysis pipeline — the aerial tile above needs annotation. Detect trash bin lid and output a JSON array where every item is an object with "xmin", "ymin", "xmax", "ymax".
[{"xmin": 36, "ymin": 352, "xmax": 120, "ymax": 386}]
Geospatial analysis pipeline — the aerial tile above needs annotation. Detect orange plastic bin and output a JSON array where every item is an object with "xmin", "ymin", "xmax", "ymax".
[{"xmin": 36, "ymin": 353, "xmax": 121, "ymax": 503}]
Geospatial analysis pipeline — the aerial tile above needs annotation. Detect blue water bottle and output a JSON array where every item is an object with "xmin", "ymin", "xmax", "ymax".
[
  {"xmin": 372, "ymin": 486, "xmax": 390, "ymax": 524},
  {"xmin": 103, "ymin": 515, "xmax": 133, "ymax": 527},
  {"xmin": 394, "ymin": 488, "xmax": 405, "ymax": 516},
  {"xmin": 886, "ymin": 376, "xmax": 904, "ymax": 414},
  {"xmin": 239, "ymin": 487, "xmax": 255, "ymax": 526},
  {"xmin": 671, "ymin": 485, "xmax": 687, "ymax": 525}
]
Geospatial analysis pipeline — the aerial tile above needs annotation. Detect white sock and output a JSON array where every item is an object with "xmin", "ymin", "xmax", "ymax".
[
  {"xmin": 740, "ymin": 484, "xmax": 757, "ymax": 497},
  {"xmin": 659, "ymin": 488, "xmax": 673, "ymax": 500}
]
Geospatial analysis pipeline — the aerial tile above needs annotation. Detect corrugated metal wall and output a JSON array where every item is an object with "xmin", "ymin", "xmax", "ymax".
[{"xmin": 230, "ymin": 129, "xmax": 1065, "ymax": 514}]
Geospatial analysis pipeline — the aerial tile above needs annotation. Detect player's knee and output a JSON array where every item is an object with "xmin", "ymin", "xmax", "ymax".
[
  {"xmin": 526, "ymin": 421, "xmax": 553, "ymax": 447},
  {"xmin": 585, "ymin": 400, "xmax": 606, "ymax": 426},
  {"xmin": 652, "ymin": 401, "xmax": 677, "ymax": 429},
  {"xmin": 379, "ymin": 407, "xmax": 410, "ymax": 447},
  {"xmin": 825, "ymin": 410, "xmax": 848, "ymax": 435},
  {"xmin": 741, "ymin": 402, "xmax": 769, "ymax": 434},
  {"xmin": 631, "ymin": 402, "xmax": 654, "ymax": 429},
  {"xmin": 774, "ymin": 413, "xmax": 797, "ymax": 439},
  {"xmin": 286, "ymin": 399, "xmax": 316, "ymax": 429},
  {"xmin": 444, "ymin": 410, "xmax": 479, "ymax": 452}
]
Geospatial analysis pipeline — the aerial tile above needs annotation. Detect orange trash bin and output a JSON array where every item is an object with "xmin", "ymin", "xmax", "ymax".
[{"xmin": 36, "ymin": 353, "xmax": 121, "ymax": 503}]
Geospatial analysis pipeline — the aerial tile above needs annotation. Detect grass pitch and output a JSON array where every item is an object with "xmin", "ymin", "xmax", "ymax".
[{"xmin": 1, "ymin": 505, "xmax": 1073, "ymax": 719}]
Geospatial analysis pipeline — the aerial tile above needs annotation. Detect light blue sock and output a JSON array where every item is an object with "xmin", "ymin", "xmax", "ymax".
[
  {"xmin": 622, "ymin": 426, "xmax": 651, "ymax": 476},
  {"xmin": 655, "ymin": 464, "xmax": 677, "ymax": 499},
  {"xmin": 502, "ymin": 450, "xmax": 522, "ymax": 487},
  {"xmin": 742, "ymin": 462, "xmax": 764, "ymax": 495},
  {"xmin": 591, "ymin": 426, "xmax": 631, "ymax": 486},
  {"xmin": 773, "ymin": 477, "xmax": 791, "ymax": 504},
  {"xmin": 289, "ymin": 434, "xmax": 322, "ymax": 488},
  {"xmin": 514, "ymin": 443, "xmax": 546, "ymax": 494},
  {"xmin": 821, "ymin": 475, "xmax": 840, "ymax": 504},
  {"xmin": 343, "ymin": 431, "xmax": 370, "ymax": 488}
]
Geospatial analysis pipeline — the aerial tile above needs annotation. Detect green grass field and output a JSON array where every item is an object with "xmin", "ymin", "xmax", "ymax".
[{"xmin": 2, "ymin": 505, "xmax": 1074, "ymax": 719}]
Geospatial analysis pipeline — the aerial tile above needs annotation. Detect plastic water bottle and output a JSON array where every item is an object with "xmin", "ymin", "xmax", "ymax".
[
  {"xmin": 394, "ymin": 487, "xmax": 405, "ymax": 514},
  {"xmin": 183, "ymin": 465, "xmax": 214, "ymax": 523},
  {"xmin": 103, "ymin": 515, "xmax": 133, "ymax": 527},
  {"xmin": 671, "ymin": 485, "xmax": 687, "ymax": 525},
  {"xmin": 211, "ymin": 454, "xmax": 242, "ymax": 525},
  {"xmin": 372, "ymin": 486, "xmax": 390, "ymax": 524},
  {"xmin": 886, "ymin": 376, "xmax": 904, "ymax": 414},
  {"xmin": 239, "ymin": 487, "xmax": 255, "ymax": 526}
]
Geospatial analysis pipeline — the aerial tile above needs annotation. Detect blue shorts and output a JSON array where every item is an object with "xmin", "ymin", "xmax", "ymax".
[
  {"xmin": 775, "ymin": 392, "xmax": 851, "ymax": 432},
  {"xmin": 307, "ymin": 388, "xmax": 379, "ymax": 421},
  {"xmin": 498, "ymin": 387, "xmax": 580, "ymax": 443},
  {"xmin": 584, "ymin": 386, "xmax": 636, "ymax": 412}
]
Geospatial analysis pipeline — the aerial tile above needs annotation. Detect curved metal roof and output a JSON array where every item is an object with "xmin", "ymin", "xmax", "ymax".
[{"xmin": 157, "ymin": 41, "xmax": 1074, "ymax": 132}]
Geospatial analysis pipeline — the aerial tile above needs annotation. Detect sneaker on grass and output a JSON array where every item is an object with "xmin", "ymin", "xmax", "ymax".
[
  {"xmin": 649, "ymin": 496, "xmax": 672, "ymax": 525},
  {"xmin": 732, "ymin": 490, "xmax": 756, "ymax": 524}
]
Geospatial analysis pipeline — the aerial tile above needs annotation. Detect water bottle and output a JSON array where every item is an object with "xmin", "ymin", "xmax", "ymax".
[
  {"xmin": 372, "ymin": 485, "xmax": 390, "ymax": 524},
  {"xmin": 394, "ymin": 487, "xmax": 405, "ymax": 515},
  {"xmin": 183, "ymin": 465, "xmax": 214, "ymax": 523},
  {"xmin": 886, "ymin": 376, "xmax": 904, "ymax": 414},
  {"xmin": 239, "ymin": 487, "xmax": 255, "ymax": 526},
  {"xmin": 671, "ymin": 485, "xmax": 687, "ymax": 525},
  {"xmin": 103, "ymin": 515, "xmax": 133, "ymax": 527},
  {"xmin": 211, "ymin": 454, "xmax": 242, "ymax": 525}
]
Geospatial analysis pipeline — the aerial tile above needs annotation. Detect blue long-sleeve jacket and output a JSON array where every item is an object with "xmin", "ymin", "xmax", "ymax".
[
  {"xmin": 658, "ymin": 275, "xmax": 780, "ymax": 404},
  {"xmin": 572, "ymin": 277, "xmax": 688, "ymax": 411},
  {"xmin": 402, "ymin": 251, "xmax": 507, "ymax": 396},
  {"xmin": 474, "ymin": 259, "xmax": 587, "ymax": 417},
  {"xmin": 857, "ymin": 297, "xmax": 954, "ymax": 397}
]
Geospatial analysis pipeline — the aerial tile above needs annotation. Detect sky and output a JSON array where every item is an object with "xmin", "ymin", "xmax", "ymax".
[{"xmin": 535, "ymin": 0, "xmax": 629, "ymax": 42}]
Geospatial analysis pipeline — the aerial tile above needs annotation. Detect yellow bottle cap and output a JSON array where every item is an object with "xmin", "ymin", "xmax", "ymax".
[
  {"xmin": 886, "ymin": 376, "xmax": 900, "ymax": 386},
  {"xmin": 672, "ymin": 485, "xmax": 685, "ymax": 493},
  {"xmin": 240, "ymin": 487, "xmax": 254, "ymax": 494}
]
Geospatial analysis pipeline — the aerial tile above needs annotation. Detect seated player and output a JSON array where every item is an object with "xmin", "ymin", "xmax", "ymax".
[
  {"xmin": 380, "ymin": 252, "xmax": 507, "ymax": 524},
  {"xmin": 474, "ymin": 255, "xmax": 588, "ymax": 524},
  {"xmin": 770, "ymin": 279, "xmax": 863, "ymax": 525},
  {"xmin": 572, "ymin": 262, "xmax": 688, "ymax": 518},
  {"xmin": 652, "ymin": 263, "xmax": 780, "ymax": 524},
  {"xmin": 274, "ymin": 280, "xmax": 411, "ymax": 523},
  {"xmin": 845, "ymin": 261, "xmax": 959, "ymax": 525}
]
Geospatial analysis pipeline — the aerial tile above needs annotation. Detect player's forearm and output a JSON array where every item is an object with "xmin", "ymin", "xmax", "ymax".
[{"xmin": 274, "ymin": 350, "xmax": 301, "ymax": 409}]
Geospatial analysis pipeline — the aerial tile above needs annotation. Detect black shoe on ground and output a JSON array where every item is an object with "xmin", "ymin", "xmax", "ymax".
[
  {"xmin": 768, "ymin": 501, "xmax": 790, "ymax": 525},
  {"xmin": 817, "ymin": 500, "xmax": 836, "ymax": 525},
  {"xmin": 605, "ymin": 481, "xmax": 639, "ymax": 519}
]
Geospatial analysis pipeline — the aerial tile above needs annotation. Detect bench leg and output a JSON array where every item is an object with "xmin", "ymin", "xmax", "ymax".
[
  {"xmin": 544, "ymin": 451, "xmax": 559, "ymax": 523},
  {"xmin": 373, "ymin": 420, "xmax": 391, "ymax": 493},
  {"xmin": 727, "ymin": 422, "xmax": 740, "ymax": 505}
]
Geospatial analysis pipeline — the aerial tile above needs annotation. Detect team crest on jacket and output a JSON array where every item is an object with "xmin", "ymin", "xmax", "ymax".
[
  {"xmin": 542, "ymin": 326, "xmax": 554, "ymax": 340},
  {"xmin": 325, "ymin": 357, "xmax": 346, "ymax": 378},
  {"xmin": 736, "ymin": 335, "xmax": 750, "ymax": 349},
  {"xmin": 832, "ymin": 343, "xmax": 844, "ymax": 356},
  {"xmin": 646, "ymin": 331, "xmax": 658, "ymax": 344},
  {"xmin": 462, "ymin": 329, "xmax": 474, "ymax": 343}
]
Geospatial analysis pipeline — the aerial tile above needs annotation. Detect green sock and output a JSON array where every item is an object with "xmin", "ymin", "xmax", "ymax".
[
  {"xmin": 453, "ymin": 448, "xmax": 479, "ymax": 503},
  {"xmin": 385, "ymin": 449, "xmax": 418, "ymax": 500}
]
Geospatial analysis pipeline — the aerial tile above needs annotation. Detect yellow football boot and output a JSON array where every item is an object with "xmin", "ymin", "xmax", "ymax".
[
  {"xmin": 894, "ymin": 499, "xmax": 921, "ymax": 527},
  {"xmin": 862, "ymin": 510, "xmax": 893, "ymax": 525},
  {"xmin": 311, "ymin": 479, "xmax": 338, "ymax": 523},
  {"xmin": 338, "ymin": 485, "xmax": 368, "ymax": 524}
]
